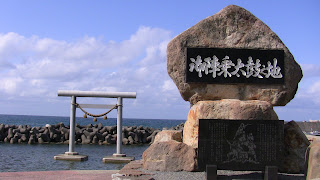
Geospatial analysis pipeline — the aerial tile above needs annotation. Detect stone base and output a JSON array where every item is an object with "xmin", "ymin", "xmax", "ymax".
[
  {"xmin": 103, "ymin": 156, "xmax": 135, "ymax": 163},
  {"xmin": 113, "ymin": 153, "xmax": 126, "ymax": 157},
  {"xmin": 183, "ymin": 99, "xmax": 278, "ymax": 149},
  {"xmin": 54, "ymin": 154, "xmax": 88, "ymax": 161},
  {"xmin": 65, "ymin": 151, "xmax": 79, "ymax": 155},
  {"xmin": 142, "ymin": 140, "xmax": 197, "ymax": 172}
]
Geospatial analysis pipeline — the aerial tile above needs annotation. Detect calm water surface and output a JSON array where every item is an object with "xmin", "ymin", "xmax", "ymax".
[
  {"xmin": 0, "ymin": 143, "xmax": 149, "ymax": 172},
  {"xmin": 0, "ymin": 114, "xmax": 183, "ymax": 172}
]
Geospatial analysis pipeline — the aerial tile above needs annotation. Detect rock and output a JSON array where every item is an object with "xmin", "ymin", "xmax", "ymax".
[
  {"xmin": 38, "ymin": 128, "xmax": 45, "ymax": 133},
  {"xmin": 7, "ymin": 128, "xmax": 13, "ymax": 139},
  {"xmin": 101, "ymin": 132, "xmax": 108, "ymax": 138},
  {"xmin": 111, "ymin": 136, "xmax": 117, "ymax": 144},
  {"xmin": 86, "ymin": 127, "xmax": 93, "ymax": 132},
  {"xmin": 146, "ymin": 136, "xmax": 152, "ymax": 143},
  {"xmin": 30, "ymin": 127, "xmax": 38, "ymax": 134},
  {"xmin": 142, "ymin": 131, "xmax": 149, "ymax": 144},
  {"xmin": 83, "ymin": 130, "xmax": 90, "ymax": 137},
  {"xmin": 87, "ymin": 132, "xmax": 96, "ymax": 141},
  {"xmin": 128, "ymin": 131, "xmax": 135, "ymax": 138},
  {"xmin": 10, "ymin": 137, "xmax": 18, "ymax": 144},
  {"xmin": 75, "ymin": 127, "xmax": 81, "ymax": 133},
  {"xmin": 92, "ymin": 135, "xmax": 99, "ymax": 144},
  {"xmin": 99, "ymin": 127, "xmax": 108, "ymax": 133},
  {"xmin": 14, "ymin": 133, "xmax": 21, "ymax": 139},
  {"xmin": 38, "ymin": 137, "xmax": 44, "ymax": 144},
  {"xmin": 19, "ymin": 128, "xmax": 27, "ymax": 134},
  {"xmin": 97, "ymin": 123, "xmax": 103, "ymax": 130},
  {"xmin": 167, "ymin": 5, "xmax": 302, "ymax": 106},
  {"xmin": 28, "ymin": 135, "xmax": 36, "ymax": 144},
  {"xmin": 105, "ymin": 134, "xmax": 112, "ymax": 144},
  {"xmin": 13, "ymin": 129, "xmax": 20, "ymax": 134},
  {"xmin": 127, "ymin": 127, "xmax": 133, "ymax": 132},
  {"xmin": 40, "ymin": 133, "xmax": 50, "ymax": 142},
  {"xmin": 95, "ymin": 132, "xmax": 103, "ymax": 141},
  {"xmin": 306, "ymin": 140, "xmax": 320, "ymax": 180},
  {"xmin": 81, "ymin": 134, "xmax": 90, "ymax": 144},
  {"xmin": 133, "ymin": 132, "xmax": 139, "ymax": 143},
  {"xmin": 122, "ymin": 138, "xmax": 129, "ymax": 145},
  {"xmin": 105, "ymin": 126, "xmax": 112, "ymax": 133},
  {"xmin": 142, "ymin": 140, "xmax": 197, "ymax": 171},
  {"xmin": 174, "ymin": 123, "xmax": 184, "ymax": 131},
  {"xmin": 128, "ymin": 136, "xmax": 134, "ymax": 144},
  {"xmin": 183, "ymin": 99, "xmax": 278, "ymax": 148},
  {"xmin": 154, "ymin": 130, "xmax": 182, "ymax": 143},
  {"xmin": 149, "ymin": 130, "xmax": 161, "ymax": 144},
  {"xmin": 281, "ymin": 121, "xmax": 310, "ymax": 173},
  {"xmin": 20, "ymin": 134, "xmax": 27, "ymax": 142},
  {"xmin": 52, "ymin": 133, "xmax": 61, "ymax": 142},
  {"xmin": 64, "ymin": 133, "xmax": 69, "ymax": 141},
  {"xmin": 0, "ymin": 124, "xmax": 4, "ymax": 134}
]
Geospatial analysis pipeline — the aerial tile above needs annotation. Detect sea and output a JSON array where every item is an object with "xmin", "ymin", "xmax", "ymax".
[{"xmin": 0, "ymin": 114, "xmax": 185, "ymax": 172}]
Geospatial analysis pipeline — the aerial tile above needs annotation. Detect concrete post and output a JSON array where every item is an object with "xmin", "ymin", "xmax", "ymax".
[
  {"xmin": 66, "ymin": 96, "xmax": 78, "ymax": 155},
  {"xmin": 114, "ymin": 97, "xmax": 125, "ymax": 157}
]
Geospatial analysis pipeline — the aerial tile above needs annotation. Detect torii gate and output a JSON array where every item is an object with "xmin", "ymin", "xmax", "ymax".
[{"xmin": 54, "ymin": 90, "xmax": 137, "ymax": 162}]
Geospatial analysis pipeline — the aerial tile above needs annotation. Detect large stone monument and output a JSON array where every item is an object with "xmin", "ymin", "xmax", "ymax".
[
  {"xmin": 167, "ymin": 5, "xmax": 302, "ymax": 106},
  {"xmin": 143, "ymin": 5, "xmax": 306, "ymax": 173}
]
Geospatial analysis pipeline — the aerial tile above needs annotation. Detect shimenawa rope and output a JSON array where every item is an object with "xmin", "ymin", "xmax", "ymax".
[{"xmin": 72, "ymin": 103, "xmax": 119, "ymax": 121}]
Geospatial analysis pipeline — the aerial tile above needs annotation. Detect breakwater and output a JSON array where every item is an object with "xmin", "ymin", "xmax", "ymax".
[
  {"xmin": 0, "ymin": 123, "xmax": 184, "ymax": 145},
  {"xmin": 296, "ymin": 121, "xmax": 320, "ymax": 132}
]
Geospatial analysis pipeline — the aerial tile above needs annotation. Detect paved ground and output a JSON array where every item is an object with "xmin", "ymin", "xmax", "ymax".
[
  {"xmin": 0, "ymin": 170, "xmax": 119, "ymax": 180},
  {"xmin": 117, "ymin": 160, "xmax": 305, "ymax": 180},
  {"xmin": 0, "ymin": 160, "xmax": 306, "ymax": 180}
]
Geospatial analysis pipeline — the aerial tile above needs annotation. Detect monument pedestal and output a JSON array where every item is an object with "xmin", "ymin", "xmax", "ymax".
[{"xmin": 183, "ymin": 100, "xmax": 279, "ymax": 149}]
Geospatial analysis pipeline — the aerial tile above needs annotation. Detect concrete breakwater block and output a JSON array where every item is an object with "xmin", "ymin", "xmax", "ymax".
[
  {"xmin": 0, "ymin": 122, "xmax": 185, "ymax": 145},
  {"xmin": 54, "ymin": 154, "xmax": 88, "ymax": 161}
]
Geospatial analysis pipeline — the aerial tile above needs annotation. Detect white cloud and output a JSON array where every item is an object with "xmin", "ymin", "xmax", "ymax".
[
  {"xmin": 309, "ymin": 81, "xmax": 320, "ymax": 94},
  {"xmin": 0, "ymin": 26, "xmax": 190, "ymax": 118},
  {"xmin": 0, "ymin": 77, "xmax": 22, "ymax": 94}
]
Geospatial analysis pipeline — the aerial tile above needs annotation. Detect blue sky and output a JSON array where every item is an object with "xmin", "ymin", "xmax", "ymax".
[{"xmin": 0, "ymin": 1, "xmax": 319, "ymax": 121}]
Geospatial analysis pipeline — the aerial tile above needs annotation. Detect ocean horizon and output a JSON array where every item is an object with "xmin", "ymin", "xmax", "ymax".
[{"xmin": 0, "ymin": 114, "xmax": 185, "ymax": 129}]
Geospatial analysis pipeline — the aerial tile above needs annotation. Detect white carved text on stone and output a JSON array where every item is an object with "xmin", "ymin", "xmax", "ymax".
[{"xmin": 189, "ymin": 55, "xmax": 283, "ymax": 79}]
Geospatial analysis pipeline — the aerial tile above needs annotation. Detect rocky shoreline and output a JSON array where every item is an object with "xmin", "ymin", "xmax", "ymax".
[{"xmin": 0, "ymin": 123, "xmax": 184, "ymax": 145}]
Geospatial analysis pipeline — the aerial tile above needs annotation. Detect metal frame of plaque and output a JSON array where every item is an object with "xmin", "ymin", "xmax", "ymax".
[
  {"xmin": 186, "ymin": 48, "xmax": 285, "ymax": 84},
  {"xmin": 198, "ymin": 119, "xmax": 284, "ymax": 171}
]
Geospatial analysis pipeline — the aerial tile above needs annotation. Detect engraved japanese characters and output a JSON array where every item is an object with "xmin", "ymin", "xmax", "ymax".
[
  {"xmin": 186, "ymin": 48, "xmax": 284, "ymax": 84},
  {"xmin": 198, "ymin": 119, "xmax": 284, "ymax": 171}
]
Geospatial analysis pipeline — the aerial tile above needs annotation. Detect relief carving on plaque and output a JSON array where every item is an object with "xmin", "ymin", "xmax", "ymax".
[{"xmin": 224, "ymin": 123, "xmax": 259, "ymax": 164}]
